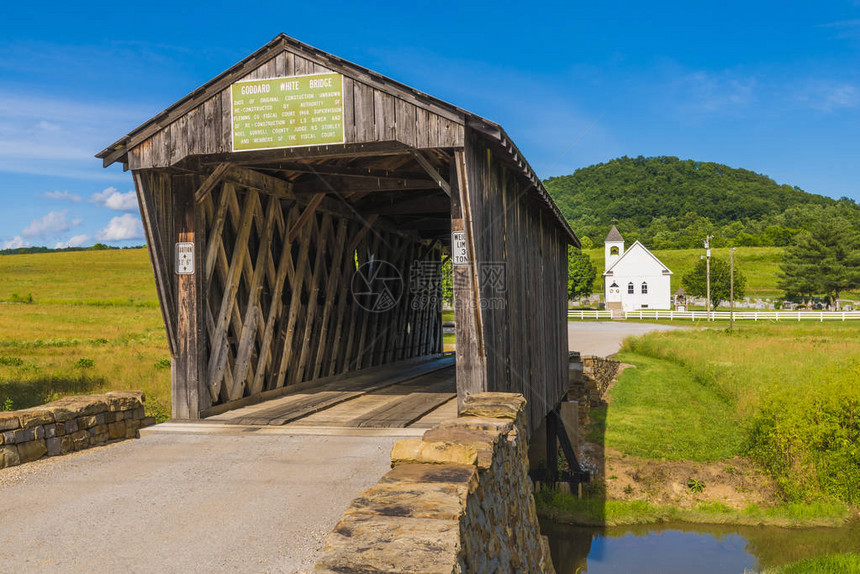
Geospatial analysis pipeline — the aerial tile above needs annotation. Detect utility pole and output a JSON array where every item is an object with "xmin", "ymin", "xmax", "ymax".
[
  {"xmin": 704, "ymin": 235, "xmax": 712, "ymax": 321},
  {"xmin": 730, "ymin": 247, "xmax": 736, "ymax": 330}
]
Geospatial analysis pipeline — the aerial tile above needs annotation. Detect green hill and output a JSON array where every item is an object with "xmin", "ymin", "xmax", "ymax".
[{"xmin": 544, "ymin": 156, "xmax": 859, "ymax": 249}]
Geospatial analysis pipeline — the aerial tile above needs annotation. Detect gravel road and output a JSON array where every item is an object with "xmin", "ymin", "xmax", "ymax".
[
  {"xmin": 0, "ymin": 431, "xmax": 397, "ymax": 573},
  {"xmin": 568, "ymin": 320, "xmax": 680, "ymax": 357}
]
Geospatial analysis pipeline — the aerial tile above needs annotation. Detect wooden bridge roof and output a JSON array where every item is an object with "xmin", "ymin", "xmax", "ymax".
[{"xmin": 96, "ymin": 33, "xmax": 578, "ymax": 245}]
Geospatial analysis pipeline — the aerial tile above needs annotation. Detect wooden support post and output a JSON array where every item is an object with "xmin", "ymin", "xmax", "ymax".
[
  {"xmin": 172, "ymin": 176, "xmax": 209, "ymax": 419},
  {"xmin": 546, "ymin": 409, "xmax": 559, "ymax": 485},
  {"xmin": 451, "ymin": 149, "xmax": 486, "ymax": 411}
]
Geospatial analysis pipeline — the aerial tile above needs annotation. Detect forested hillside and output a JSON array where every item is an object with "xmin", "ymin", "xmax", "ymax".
[{"xmin": 544, "ymin": 156, "xmax": 859, "ymax": 249}]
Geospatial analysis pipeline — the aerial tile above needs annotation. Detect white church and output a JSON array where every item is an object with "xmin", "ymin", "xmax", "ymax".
[{"xmin": 603, "ymin": 225, "xmax": 673, "ymax": 313}]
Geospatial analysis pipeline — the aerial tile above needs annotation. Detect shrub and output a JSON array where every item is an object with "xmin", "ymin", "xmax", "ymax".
[
  {"xmin": 749, "ymin": 375, "xmax": 860, "ymax": 505},
  {"xmin": 687, "ymin": 478, "xmax": 706, "ymax": 493},
  {"xmin": 8, "ymin": 292, "xmax": 33, "ymax": 303},
  {"xmin": 74, "ymin": 358, "xmax": 95, "ymax": 369},
  {"xmin": 0, "ymin": 356, "xmax": 24, "ymax": 367}
]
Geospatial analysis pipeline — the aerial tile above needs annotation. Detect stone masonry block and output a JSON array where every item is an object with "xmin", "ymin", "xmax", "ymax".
[
  {"xmin": 17, "ymin": 439, "xmax": 47, "ymax": 463},
  {"xmin": 461, "ymin": 392, "xmax": 527, "ymax": 421},
  {"xmin": 108, "ymin": 421, "xmax": 126, "ymax": 440},
  {"xmin": 14, "ymin": 427, "xmax": 35, "ymax": 443},
  {"xmin": 105, "ymin": 391, "xmax": 145, "ymax": 411},
  {"xmin": 0, "ymin": 412, "xmax": 20, "ymax": 432},
  {"xmin": 345, "ymin": 481, "xmax": 469, "ymax": 521},
  {"xmin": 380, "ymin": 463, "xmax": 478, "ymax": 491},
  {"xmin": 0, "ymin": 445, "xmax": 20, "ymax": 469},
  {"xmin": 391, "ymin": 439, "xmax": 478, "ymax": 467},
  {"xmin": 316, "ymin": 514, "xmax": 461, "ymax": 574},
  {"xmin": 46, "ymin": 437, "xmax": 62, "ymax": 457},
  {"xmin": 436, "ymin": 416, "xmax": 514, "ymax": 435},
  {"xmin": 17, "ymin": 408, "xmax": 54, "ymax": 429}
]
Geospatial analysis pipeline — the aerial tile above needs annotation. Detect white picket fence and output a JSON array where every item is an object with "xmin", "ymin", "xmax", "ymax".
[{"xmin": 568, "ymin": 309, "xmax": 860, "ymax": 321}]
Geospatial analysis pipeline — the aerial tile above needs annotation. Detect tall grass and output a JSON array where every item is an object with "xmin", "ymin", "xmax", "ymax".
[
  {"xmin": 623, "ymin": 323, "xmax": 860, "ymax": 504},
  {"xmin": 0, "ymin": 249, "xmax": 171, "ymax": 420}
]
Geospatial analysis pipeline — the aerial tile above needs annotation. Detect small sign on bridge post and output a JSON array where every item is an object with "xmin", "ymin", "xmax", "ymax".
[
  {"xmin": 452, "ymin": 231, "xmax": 469, "ymax": 265},
  {"xmin": 176, "ymin": 242, "xmax": 195, "ymax": 275}
]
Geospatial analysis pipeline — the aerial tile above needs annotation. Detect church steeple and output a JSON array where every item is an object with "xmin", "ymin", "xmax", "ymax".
[{"xmin": 604, "ymin": 223, "xmax": 625, "ymax": 272}]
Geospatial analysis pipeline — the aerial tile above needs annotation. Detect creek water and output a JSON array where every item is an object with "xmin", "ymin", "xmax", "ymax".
[{"xmin": 541, "ymin": 519, "xmax": 860, "ymax": 573}]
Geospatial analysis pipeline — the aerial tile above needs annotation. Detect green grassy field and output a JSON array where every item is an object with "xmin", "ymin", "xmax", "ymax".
[
  {"xmin": 584, "ymin": 246, "xmax": 860, "ymax": 301},
  {"xmin": 617, "ymin": 323, "xmax": 860, "ymax": 505},
  {"xmin": 0, "ymin": 249, "xmax": 171, "ymax": 420},
  {"xmin": 761, "ymin": 553, "xmax": 860, "ymax": 574}
]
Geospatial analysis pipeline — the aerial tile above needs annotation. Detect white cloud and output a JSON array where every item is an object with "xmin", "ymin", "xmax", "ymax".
[
  {"xmin": 0, "ymin": 90, "xmax": 148, "ymax": 180},
  {"xmin": 97, "ymin": 214, "xmax": 143, "ymax": 241},
  {"xmin": 21, "ymin": 210, "xmax": 80, "ymax": 237},
  {"xmin": 53, "ymin": 234, "xmax": 89, "ymax": 249},
  {"xmin": 2, "ymin": 236, "xmax": 29, "ymax": 249},
  {"xmin": 675, "ymin": 71, "xmax": 756, "ymax": 115},
  {"xmin": 91, "ymin": 187, "xmax": 138, "ymax": 211},
  {"xmin": 802, "ymin": 82, "xmax": 860, "ymax": 112},
  {"xmin": 43, "ymin": 190, "xmax": 82, "ymax": 202}
]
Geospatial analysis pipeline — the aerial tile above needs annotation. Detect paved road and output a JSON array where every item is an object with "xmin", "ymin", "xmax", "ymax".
[
  {"xmin": 0, "ymin": 431, "xmax": 399, "ymax": 573},
  {"xmin": 568, "ymin": 321, "xmax": 679, "ymax": 357}
]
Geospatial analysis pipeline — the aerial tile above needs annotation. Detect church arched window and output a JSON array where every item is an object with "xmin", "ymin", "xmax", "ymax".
[
  {"xmin": 627, "ymin": 282, "xmax": 634, "ymax": 294},
  {"xmin": 641, "ymin": 282, "xmax": 648, "ymax": 294},
  {"xmin": 610, "ymin": 246, "xmax": 619, "ymax": 255}
]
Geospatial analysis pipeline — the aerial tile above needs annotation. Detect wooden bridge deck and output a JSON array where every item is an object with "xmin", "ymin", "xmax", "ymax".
[{"xmin": 205, "ymin": 355, "xmax": 456, "ymax": 429}]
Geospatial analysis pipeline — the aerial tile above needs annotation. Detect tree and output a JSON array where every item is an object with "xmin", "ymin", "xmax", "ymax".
[
  {"xmin": 779, "ymin": 214, "xmax": 860, "ymax": 306},
  {"xmin": 682, "ymin": 256, "xmax": 746, "ymax": 309},
  {"xmin": 568, "ymin": 247, "xmax": 596, "ymax": 299}
]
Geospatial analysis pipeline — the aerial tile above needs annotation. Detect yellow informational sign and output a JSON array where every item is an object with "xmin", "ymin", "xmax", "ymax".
[{"xmin": 230, "ymin": 72, "xmax": 344, "ymax": 151}]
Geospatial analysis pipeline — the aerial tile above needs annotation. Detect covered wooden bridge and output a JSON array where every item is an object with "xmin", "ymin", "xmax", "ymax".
[{"xmin": 98, "ymin": 34, "xmax": 579, "ymax": 436}]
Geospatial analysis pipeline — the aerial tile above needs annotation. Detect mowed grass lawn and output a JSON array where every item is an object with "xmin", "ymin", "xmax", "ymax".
[
  {"xmin": 588, "ymin": 352, "xmax": 745, "ymax": 461},
  {"xmin": 0, "ymin": 249, "xmax": 171, "ymax": 420},
  {"xmin": 600, "ymin": 322, "xmax": 860, "ymax": 504}
]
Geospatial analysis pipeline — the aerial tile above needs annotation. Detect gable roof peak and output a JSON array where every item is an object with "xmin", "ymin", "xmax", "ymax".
[{"xmin": 605, "ymin": 225, "xmax": 624, "ymax": 243}]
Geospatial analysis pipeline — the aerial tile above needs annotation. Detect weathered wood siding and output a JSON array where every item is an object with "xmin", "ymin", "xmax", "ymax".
[
  {"xmin": 453, "ymin": 128, "xmax": 569, "ymax": 434},
  {"xmin": 128, "ymin": 50, "xmax": 463, "ymax": 170}
]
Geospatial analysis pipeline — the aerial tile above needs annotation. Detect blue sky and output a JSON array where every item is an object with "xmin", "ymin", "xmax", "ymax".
[{"xmin": 2, "ymin": 1, "xmax": 859, "ymax": 249}]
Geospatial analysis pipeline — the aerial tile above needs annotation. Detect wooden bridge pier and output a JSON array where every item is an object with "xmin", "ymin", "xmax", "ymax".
[{"xmin": 98, "ymin": 34, "xmax": 579, "ymax": 437}]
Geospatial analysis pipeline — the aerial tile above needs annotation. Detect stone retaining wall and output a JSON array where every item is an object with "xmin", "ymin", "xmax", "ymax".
[
  {"xmin": 315, "ymin": 392, "xmax": 555, "ymax": 573},
  {"xmin": 0, "ymin": 392, "xmax": 155, "ymax": 469}
]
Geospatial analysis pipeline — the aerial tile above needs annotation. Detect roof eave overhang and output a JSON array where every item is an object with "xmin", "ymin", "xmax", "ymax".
[{"xmin": 96, "ymin": 33, "xmax": 578, "ymax": 246}]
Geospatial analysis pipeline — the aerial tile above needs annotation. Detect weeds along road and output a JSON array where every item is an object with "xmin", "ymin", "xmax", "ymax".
[{"xmin": 568, "ymin": 321, "xmax": 681, "ymax": 357}]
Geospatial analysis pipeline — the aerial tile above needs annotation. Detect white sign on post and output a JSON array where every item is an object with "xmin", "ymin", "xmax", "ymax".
[
  {"xmin": 176, "ymin": 242, "xmax": 195, "ymax": 275},
  {"xmin": 452, "ymin": 231, "xmax": 469, "ymax": 266}
]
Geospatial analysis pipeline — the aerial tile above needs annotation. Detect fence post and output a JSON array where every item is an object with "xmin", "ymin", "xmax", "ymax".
[
  {"xmin": 820, "ymin": 312, "xmax": 824, "ymax": 322},
  {"xmin": 754, "ymin": 312, "xmax": 758, "ymax": 321}
]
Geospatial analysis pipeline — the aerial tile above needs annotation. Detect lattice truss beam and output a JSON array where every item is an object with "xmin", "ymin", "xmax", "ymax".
[{"xmin": 199, "ymin": 180, "xmax": 443, "ymax": 405}]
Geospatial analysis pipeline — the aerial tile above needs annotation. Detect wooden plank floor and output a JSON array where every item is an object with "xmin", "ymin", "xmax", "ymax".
[{"xmin": 207, "ymin": 355, "xmax": 456, "ymax": 428}]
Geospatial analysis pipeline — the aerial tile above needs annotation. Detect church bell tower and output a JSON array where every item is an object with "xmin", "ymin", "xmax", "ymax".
[{"xmin": 604, "ymin": 224, "xmax": 625, "ymax": 272}]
